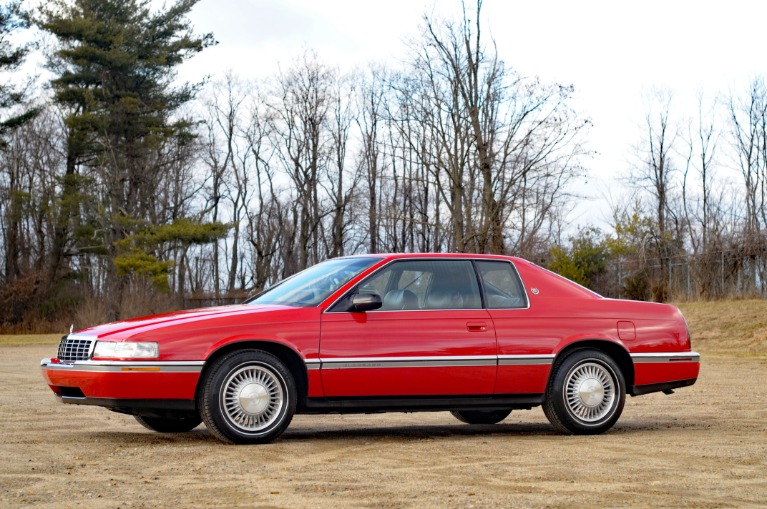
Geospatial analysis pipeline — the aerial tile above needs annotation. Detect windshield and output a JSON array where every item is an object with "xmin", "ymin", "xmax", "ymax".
[{"xmin": 246, "ymin": 257, "xmax": 382, "ymax": 307}]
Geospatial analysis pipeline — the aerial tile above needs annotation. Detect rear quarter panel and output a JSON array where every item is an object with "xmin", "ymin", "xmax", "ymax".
[{"xmin": 495, "ymin": 259, "xmax": 697, "ymax": 393}]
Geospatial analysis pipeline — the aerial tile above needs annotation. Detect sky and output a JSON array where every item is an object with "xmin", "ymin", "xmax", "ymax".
[
  {"xmin": 176, "ymin": 0, "xmax": 767, "ymax": 231},
  {"xmin": 23, "ymin": 0, "xmax": 767, "ymax": 231}
]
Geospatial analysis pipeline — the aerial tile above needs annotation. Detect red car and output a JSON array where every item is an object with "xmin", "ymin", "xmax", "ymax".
[{"xmin": 41, "ymin": 254, "xmax": 699, "ymax": 444}]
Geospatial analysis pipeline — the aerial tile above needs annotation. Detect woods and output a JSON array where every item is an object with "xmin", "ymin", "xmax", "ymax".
[{"xmin": 1, "ymin": 0, "xmax": 766, "ymax": 331}]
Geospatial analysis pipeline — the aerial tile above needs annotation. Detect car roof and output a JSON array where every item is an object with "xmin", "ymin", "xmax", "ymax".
[{"xmin": 339, "ymin": 252, "xmax": 521, "ymax": 262}]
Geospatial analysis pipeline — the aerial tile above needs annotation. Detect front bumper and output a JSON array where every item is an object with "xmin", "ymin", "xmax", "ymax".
[{"xmin": 40, "ymin": 358, "xmax": 203, "ymax": 402}]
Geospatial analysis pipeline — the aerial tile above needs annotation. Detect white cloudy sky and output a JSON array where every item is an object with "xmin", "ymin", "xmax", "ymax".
[
  {"xmin": 18, "ymin": 0, "xmax": 764, "ymax": 229},
  {"xmin": 178, "ymin": 0, "xmax": 766, "ymax": 229}
]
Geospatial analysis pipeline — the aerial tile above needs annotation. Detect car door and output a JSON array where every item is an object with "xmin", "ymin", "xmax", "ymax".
[{"xmin": 319, "ymin": 259, "xmax": 497, "ymax": 397}]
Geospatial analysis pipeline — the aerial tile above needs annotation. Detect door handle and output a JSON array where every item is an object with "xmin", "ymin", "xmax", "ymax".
[{"xmin": 466, "ymin": 322, "xmax": 487, "ymax": 332}]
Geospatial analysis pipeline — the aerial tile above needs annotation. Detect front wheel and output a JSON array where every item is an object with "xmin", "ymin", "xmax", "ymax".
[
  {"xmin": 199, "ymin": 350, "xmax": 297, "ymax": 444},
  {"xmin": 543, "ymin": 349, "xmax": 626, "ymax": 434},
  {"xmin": 450, "ymin": 409, "xmax": 512, "ymax": 425},
  {"xmin": 134, "ymin": 414, "xmax": 202, "ymax": 433}
]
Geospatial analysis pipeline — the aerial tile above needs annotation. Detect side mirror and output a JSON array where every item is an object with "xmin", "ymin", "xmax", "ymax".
[{"xmin": 350, "ymin": 293, "xmax": 382, "ymax": 312}]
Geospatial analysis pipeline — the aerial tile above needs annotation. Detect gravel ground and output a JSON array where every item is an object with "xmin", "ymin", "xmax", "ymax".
[{"xmin": 1, "ymin": 344, "xmax": 765, "ymax": 508}]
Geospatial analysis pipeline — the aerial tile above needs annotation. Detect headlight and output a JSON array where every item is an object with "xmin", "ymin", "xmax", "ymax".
[{"xmin": 92, "ymin": 341, "xmax": 159, "ymax": 359}]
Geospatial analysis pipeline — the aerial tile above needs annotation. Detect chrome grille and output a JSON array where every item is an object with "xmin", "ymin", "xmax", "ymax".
[{"xmin": 57, "ymin": 336, "xmax": 94, "ymax": 363}]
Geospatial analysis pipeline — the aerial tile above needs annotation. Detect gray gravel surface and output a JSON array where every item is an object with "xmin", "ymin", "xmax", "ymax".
[{"xmin": 2, "ymin": 345, "xmax": 765, "ymax": 508}]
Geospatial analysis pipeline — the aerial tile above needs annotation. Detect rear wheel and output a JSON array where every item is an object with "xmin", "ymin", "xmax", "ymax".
[
  {"xmin": 199, "ymin": 350, "xmax": 296, "ymax": 444},
  {"xmin": 543, "ymin": 349, "xmax": 625, "ymax": 434},
  {"xmin": 134, "ymin": 414, "xmax": 201, "ymax": 433},
  {"xmin": 450, "ymin": 409, "xmax": 512, "ymax": 425}
]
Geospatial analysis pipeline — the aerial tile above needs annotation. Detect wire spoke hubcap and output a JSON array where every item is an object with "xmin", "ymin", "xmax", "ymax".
[
  {"xmin": 222, "ymin": 365, "xmax": 284, "ymax": 432},
  {"xmin": 564, "ymin": 362, "xmax": 616, "ymax": 423}
]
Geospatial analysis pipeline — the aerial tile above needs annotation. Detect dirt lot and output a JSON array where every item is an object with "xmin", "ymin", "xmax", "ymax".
[{"xmin": 2, "ymin": 314, "xmax": 766, "ymax": 507}]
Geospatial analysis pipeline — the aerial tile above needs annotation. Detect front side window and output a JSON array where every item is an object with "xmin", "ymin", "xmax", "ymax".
[
  {"xmin": 346, "ymin": 259, "xmax": 482, "ymax": 311},
  {"xmin": 476, "ymin": 260, "xmax": 527, "ymax": 309},
  {"xmin": 247, "ymin": 257, "xmax": 381, "ymax": 307}
]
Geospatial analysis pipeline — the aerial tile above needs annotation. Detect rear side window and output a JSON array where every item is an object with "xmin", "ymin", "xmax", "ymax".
[{"xmin": 476, "ymin": 261, "xmax": 528, "ymax": 309}]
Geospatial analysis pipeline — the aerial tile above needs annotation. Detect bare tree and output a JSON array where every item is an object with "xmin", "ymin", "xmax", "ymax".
[
  {"xmin": 397, "ymin": 0, "xmax": 588, "ymax": 255},
  {"xmin": 729, "ymin": 78, "xmax": 767, "ymax": 234},
  {"xmin": 323, "ymin": 74, "xmax": 358, "ymax": 258},
  {"xmin": 0, "ymin": 108, "xmax": 63, "ymax": 323},
  {"xmin": 632, "ymin": 90, "xmax": 678, "ymax": 301},
  {"xmin": 728, "ymin": 77, "xmax": 767, "ymax": 293},
  {"xmin": 356, "ymin": 66, "xmax": 388, "ymax": 253},
  {"xmin": 681, "ymin": 93, "xmax": 722, "ymax": 297},
  {"xmin": 243, "ymin": 91, "xmax": 287, "ymax": 291},
  {"xmin": 267, "ymin": 50, "xmax": 335, "ymax": 273}
]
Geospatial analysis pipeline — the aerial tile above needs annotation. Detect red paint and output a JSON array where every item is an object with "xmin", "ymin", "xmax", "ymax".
[
  {"xmin": 495, "ymin": 365, "xmax": 551, "ymax": 394},
  {"xmin": 634, "ymin": 361, "xmax": 700, "ymax": 386},
  {"xmin": 42, "ymin": 369, "xmax": 198, "ymax": 400},
  {"xmin": 40, "ymin": 253, "xmax": 699, "ymax": 411},
  {"xmin": 617, "ymin": 321, "xmax": 636, "ymax": 341},
  {"xmin": 320, "ymin": 309, "xmax": 497, "ymax": 396}
]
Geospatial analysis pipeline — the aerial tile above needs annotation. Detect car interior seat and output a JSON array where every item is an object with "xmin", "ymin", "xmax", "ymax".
[
  {"xmin": 424, "ymin": 288, "xmax": 464, "ymax": 309},
  {"xmin": 382, "ymin": 289, "xmax": 419, "ymax": 310}
]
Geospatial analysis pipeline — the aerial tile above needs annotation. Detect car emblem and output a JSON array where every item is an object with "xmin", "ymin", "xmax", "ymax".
[
  {"xmin": 531, "ymin": 288, "xmax": 539, "ymax": 295},
  {"xmin": 70, "ymin": 324, "xmax": 74, "ymax": 334}
]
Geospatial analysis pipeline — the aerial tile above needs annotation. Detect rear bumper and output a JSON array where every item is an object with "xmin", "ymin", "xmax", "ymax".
[
  {"xmin": 630, "ymin": 351, "xmax": 700, "ymax": 395},
  {"xmin": 631, "ymin": 377, "xmax": 697, "ymax": 396},
  {"xmin": 40, "ymin": 358, "xmax": 202, "ymax": 402}
]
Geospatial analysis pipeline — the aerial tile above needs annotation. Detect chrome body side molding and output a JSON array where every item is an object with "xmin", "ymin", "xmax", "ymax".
[
  {"xmin": 630, "ymin": 352, "xmax": 700, "ymax": 363},
  {"xmin": 41, "ymin": 359, "xmax": 204, "ymax": 373}
]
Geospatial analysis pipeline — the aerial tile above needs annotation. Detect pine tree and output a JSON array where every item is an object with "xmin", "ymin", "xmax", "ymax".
[
  {"xmin": 37, "ymin": 0, "xmax": 223, "ymax": 317},
  {"xmin": 0, "ymin": 1, "xmax": 35, "ymax": 141}
]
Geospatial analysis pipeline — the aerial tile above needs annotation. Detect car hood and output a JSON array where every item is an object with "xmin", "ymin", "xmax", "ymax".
[{"xmin": 73, "ymin": 304, "xmax": 297, "ymax": 340}]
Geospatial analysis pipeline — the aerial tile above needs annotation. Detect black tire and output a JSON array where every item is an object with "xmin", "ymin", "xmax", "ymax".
[
  {"xmin": 543, "ymin": 348, "xmax": 626, "ymax": 435},
  {"xmin": 199, "ymin": 350, "xmax": 296, "ymax": 444},
  {"xmin": 450, "ymin": 409, "xmax": 512, "ymax": 425},
  {"xmin": 134, "ymin": 414, "xmax": 202, "ymax": 433}
]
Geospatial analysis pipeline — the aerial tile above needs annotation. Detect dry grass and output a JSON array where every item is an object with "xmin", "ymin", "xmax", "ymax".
[
  {"xmin": 676, "ymin": 299, "xmax": 767, "ymax": 356},
  {"xmin": 0, "ymin": 333, "xmax": 62, "ymax": 346}
]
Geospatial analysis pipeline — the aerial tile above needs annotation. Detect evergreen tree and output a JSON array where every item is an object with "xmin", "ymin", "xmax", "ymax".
[
  {"xmin": 36, "ymin": 0, "xmax": 222, "ymax": 317},
  {"xmin": 0, "ymin": 1, "xmax": 35, "ymax": 141}
]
